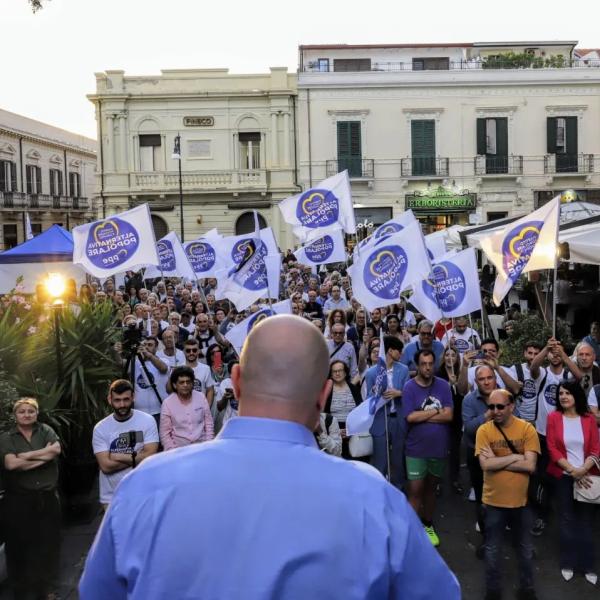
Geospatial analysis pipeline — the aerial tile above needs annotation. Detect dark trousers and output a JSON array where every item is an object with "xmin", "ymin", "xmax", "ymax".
[
  {"xmin": 4, "ymin": 489, "xmax": 61, "ymax": 600},
  {"xmin": 448, "ymin": 421, "xmax": 463, "ymax": 483},
  {"xmin": 555, "ymin": 475, "xmax": 595, "ymax": 572},
  {"xmin": 530, "ymin": 434, "xmax": 554, "ymax": 521},
  {"xmin": 485, "ymin": 505, "xmax": 534, "ymax": 593},
  {"xmin": 371, "ymin": 414, "xmax": 406, "ymax": 487},
  {"xmin": 467, "ymin": 449, "xmax": 486, "ymax": 533}
]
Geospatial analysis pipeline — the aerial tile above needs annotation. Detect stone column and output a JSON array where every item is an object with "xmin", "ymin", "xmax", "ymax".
[
  {"xmin": 106, "ymin": 114, "xmax": 116, "ymax": 172},
  {"xmin": 282, "ymin": 112, "xmax": 291, "ymax": 167},
  {"xmin": 119, "ymin": 114, "xmax": 128, "ymax": 172},
  {"xmin": 271, "ymin": 112, "xmax": 279, "ymax": 167}
]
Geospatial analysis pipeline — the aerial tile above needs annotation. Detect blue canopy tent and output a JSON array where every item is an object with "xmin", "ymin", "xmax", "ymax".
[{"xmin": 0, "ymin": 225, "xmax": 86, "ymax": 293}]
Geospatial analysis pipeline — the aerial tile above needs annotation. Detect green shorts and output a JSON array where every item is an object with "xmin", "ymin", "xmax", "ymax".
[{"xmin": 406, "ymin": 457, "xmax": 446, "ymax": 481}]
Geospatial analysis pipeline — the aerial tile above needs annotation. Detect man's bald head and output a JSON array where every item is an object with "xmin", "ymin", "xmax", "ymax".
[{"xmin": 232, "ymin": 315, "xmax": 331, "ymax": 427}]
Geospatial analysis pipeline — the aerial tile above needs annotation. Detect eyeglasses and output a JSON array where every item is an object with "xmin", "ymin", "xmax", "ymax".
[
  {"xmin": 332, "ymin": 331, "xmax": 344, "ymax": 335},
  {"xmin": 420, "ymin": 331, "xmax": 433, "ymax": 336},
  {"xmin": 184, "ymin": 349, "xmax": 198, "ymax": 354},
  {"xmin": 487, "ymin": 403, "xmax": 509, "ymax": 411}
]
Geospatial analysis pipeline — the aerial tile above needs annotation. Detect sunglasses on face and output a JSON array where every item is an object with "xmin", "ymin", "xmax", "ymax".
[
  {"xmin": 185, "ymin": 349, "xmax": 198, "ymax": 354},
  {"xmin": 487, "ymin": 403, "xmax": 509, "ymax": 411}
]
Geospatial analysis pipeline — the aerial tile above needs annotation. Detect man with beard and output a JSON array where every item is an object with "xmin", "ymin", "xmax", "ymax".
[{"xmin": 92, "ymin": 379, "xmax": 159, "ymax": 508}]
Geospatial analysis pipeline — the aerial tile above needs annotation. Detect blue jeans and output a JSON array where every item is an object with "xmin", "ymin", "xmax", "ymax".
[
  {"xmin": 485, "ymin": 505, "xmax": 534, "ymax": 593},
  {"xmin": 555, "ymin": 475, "xmax": 595, "ymax": 572}
]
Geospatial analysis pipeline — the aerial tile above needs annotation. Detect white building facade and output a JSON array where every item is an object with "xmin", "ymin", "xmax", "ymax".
[
  {"xmin": 0, "ymin": 109, "xmax": 96, "ymax": 249},
  {"xmin": 297, "ymin": 41, "xmax": 600, "ymax": 237},
  {"xmin": 88, "ymin": 68, "xmax": 298, "ymax": 246}
]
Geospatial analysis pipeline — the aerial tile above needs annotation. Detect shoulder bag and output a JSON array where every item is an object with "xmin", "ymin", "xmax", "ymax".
[{"xmin": 573, "ymin": 455, "xmax": 600, "ymax": 504}]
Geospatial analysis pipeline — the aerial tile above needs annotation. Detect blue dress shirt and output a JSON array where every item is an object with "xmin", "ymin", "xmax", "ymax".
[{"xmin": 79, "ymin": 417, "xmax": 460, "ymax": 600}]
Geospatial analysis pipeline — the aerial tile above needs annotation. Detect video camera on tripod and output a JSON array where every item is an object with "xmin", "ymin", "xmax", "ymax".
[{"xmin": 122, "ymin": 322, "xmax": 143, "ymax": 359}]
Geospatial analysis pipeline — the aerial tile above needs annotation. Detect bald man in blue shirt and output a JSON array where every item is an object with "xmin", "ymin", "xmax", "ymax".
[{"xmin": 80, "ymin": 315, "xmax": 460, "ymax": 599}]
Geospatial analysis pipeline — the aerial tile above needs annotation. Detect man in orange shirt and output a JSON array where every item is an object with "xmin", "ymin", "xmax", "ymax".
[{"xmin": 476, "ymin": 389, "xmax": 540, "ymax": 600}]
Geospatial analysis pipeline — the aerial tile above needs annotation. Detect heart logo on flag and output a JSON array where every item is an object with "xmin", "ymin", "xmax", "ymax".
[
  {"xmin": 432, "ymin": 262, "xmax": 466, "ymax": 312},
  {"xmin": 502, "ymin": 221, "xmax": 544, "ymax": 283},
  {"xmin": 363, "ymin": 245, "xmax": 408, "ymax": 300},
  {"xmin": 296, "ymin": 189, "xmax": 339, "ymax": 229},
  {"xmin": 374, "ymin": 223, "xmax": 403, "ymax": 238},
  {"xmin": 157, "ymin": 240, "xmax": 176, "ymax": 272},
  {"xmin": 246, "ymin": 308, "xmax": 274, "ymax": 333},
  {"xmin": 186, "ymin": 242, "xmax": 216, "ymax": 274},
  {"xmin": 86, "ymin": 217, "xmax": 139, "ymax": 270},
  {"xmin": 305, "ymin": 235, "xmax": 334, "ymax": 263}
]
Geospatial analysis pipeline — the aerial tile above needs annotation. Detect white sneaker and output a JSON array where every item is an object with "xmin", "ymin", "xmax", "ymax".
[
  {"xmin": 561, "ymin": 569, "xmax": 574, "ymax": 582},
  {"xmin": 585, "ymin": 572, "xmax": 598, "ymax": 585},
  {"xmin": 468, "ymin": 488, "xmax": 476, "ymax": 502}
]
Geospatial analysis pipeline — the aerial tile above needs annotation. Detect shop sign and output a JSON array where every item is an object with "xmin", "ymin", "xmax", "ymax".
[
  {"xmin": 183, "ymin": 116, "xmax": 214, "ymax": 127},
  {"xmin": 405, "ymin": 186, "xmax": 477, "ymax": 213}
]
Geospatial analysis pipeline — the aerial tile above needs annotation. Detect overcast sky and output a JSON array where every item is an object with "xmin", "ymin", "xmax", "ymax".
[{"xmin": 2, "ymin": 0, "xmax": 597, "ymax": 139}]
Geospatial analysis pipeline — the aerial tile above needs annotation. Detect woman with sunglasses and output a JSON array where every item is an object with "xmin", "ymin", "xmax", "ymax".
[{"xmin": 546, "ymin": 379, "xmax": 599, "ymax": 584}]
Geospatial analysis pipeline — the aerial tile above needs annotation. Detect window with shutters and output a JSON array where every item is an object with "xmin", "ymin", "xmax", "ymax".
[
  {"xmin": 337, "ymin": 121, "xmax": 362, "ymax": 177},
  {"xmin": 547, "ymin": 116, "xmax": 578, "ymax": 172},
  {"xmin": 49, "ymin": 169, "xmax": 63, "ymax": 196},
  {"xmin": 333, "ymin": 59, "xmax": 371, "ymax": 72},
  {"xmin": 412, "ymin": 57, "xmax": 450, "ymax": 71},
  {"xmin": 3, "ymin": 224, "xmax": 17, "ymax": 249},
  {"xmin": 26, "ymin": 165, "xmax": 42, "ymax": 194},
  {"xmin": 139, "ymin": 134, "xmax": 162, "ymax": 172},
  {"xmin": 68, "ymin": 172, "xmax": 81, "ymax": 197},
  {"xmin": 317, "ymin": 58, "xmax": 330, "ymax": 72},
  {"xmin": 0, "ymin": 160, "xmax": 18, "ymax": 192},
  {"xmin": 476, "ymin": 118, "xmax": 508, "ymax": 174},
  {"xmin": 411, "ymin": 120, "xmax": 436, "ymax": 176},
  {"xmin": 239, "ymin": 132, "xmax": 261, "ymax": 170}
]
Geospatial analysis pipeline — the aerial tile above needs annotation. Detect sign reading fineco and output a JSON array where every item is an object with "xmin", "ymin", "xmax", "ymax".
[
  {"xmin": 184, "ymin": 116, "xmax": 214, "ymax": 127},
  {"xmin": 405, "ymin": 187, "xmax": 477, "ymax": 213}
]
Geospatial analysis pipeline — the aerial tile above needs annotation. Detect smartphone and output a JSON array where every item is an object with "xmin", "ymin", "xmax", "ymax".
[
  {"xmin": 213, "ymin": 353, "xmax": 223, "ymax": 371},
  {"xmin": 474, "ymin": 351, "xmax": 486, "ymax": 360}
]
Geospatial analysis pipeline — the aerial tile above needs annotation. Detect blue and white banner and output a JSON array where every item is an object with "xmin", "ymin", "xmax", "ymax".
[
  {"xmin": 293, "ymin": 227, "xmax": 347, "ymax": 266},
  {"xmin": 356, "ymin": 210, "xmax": 418, "ymax": 254},
  {"xmin": 480, "ymin": 197, "xmax": 560, "ymax": 305},
  {"xmin": 183, "ymin": 230, "xmax": 224, "ymax": 280},
  {"xmin": 279, "ymin": 171, "xmax": 356, "ymax": 242},
  {"xmin": 425, "ymin": 231, "xmax": 448, "ymax": 261},
  {"xmin": 348, "ymin": 221, "xmax": 430, "ymax": 311},
  {"xmin": 72, "ymin": 204, "xmax": 159, "ymax": 278},
  {"xmin": 412, "ymin": 248, "xmax": 482, "ymax": 321},
  {"xmin": 225, "ymin": 299, "xmax": 292, "ymax": 355},
  {"xmin": 144, "ymin": 232, "xmax": 196, "ymax": 280}
]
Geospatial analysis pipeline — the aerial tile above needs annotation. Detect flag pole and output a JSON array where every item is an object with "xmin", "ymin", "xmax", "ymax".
[{"xmin": 552, "ymin": 197, "xmax": 561, "ymax": 339}]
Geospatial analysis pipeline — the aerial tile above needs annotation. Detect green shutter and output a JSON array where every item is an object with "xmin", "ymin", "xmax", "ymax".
[
  {"xmin": 565, "ymin": 117, "xmax": 577, "ymax": 155},
  {"xmin": 35, "ymin": 167, "xmax": 42, "ymax": 194},
  {"xmin": 0, "ymin": 161, "xmax": 6, "ymax": 192},
  {"xmin": 26, "ymin": 165, "xmax": 32, "ymax": 193},
  {"xmin": 476, "ymin": 119, "xmax": 487, "ymax": 155},
  {"xmin": 337, "ymin": 121, "xmax": 361, "ymax": 176},
  {"xmin": 411, "ymin": 120, "xmax": 435, "ymax": 175},
  {"xmin": 10, "ymin": 162, "xmax": 17, "ymax": 192},
  {"xmin": 496, "ymin": 118, "xmax": 508, "ymax": 157},
  {"xmin": 547, "ymin": 117, "xmax": 557, "ymax": 154}
]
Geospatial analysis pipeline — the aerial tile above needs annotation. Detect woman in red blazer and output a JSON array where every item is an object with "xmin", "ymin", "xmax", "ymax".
[{"xmin": 546, "ymin": 379, "xmax": 600, "ymax": 585}]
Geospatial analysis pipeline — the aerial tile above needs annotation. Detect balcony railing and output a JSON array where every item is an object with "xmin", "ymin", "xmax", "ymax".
[
  {"xmin": 474, "ymin": 155, "xmax": 523, "ymax": 176},
  {"xmin": 325, "ymin": 159, "xmax": 374, "ymax": 179},
  {"xmin": 303, "ymin": 59, "xmax": 600, "ymax": 73},
  {"xmin": 0, "ymin": 192, "xmax": 90, "ymax": 211},
  {"xmin": 544, "ymin": 153, "xmax": 594, "ymax": 174},
  {"xmin": 401, "ymin": 157, "xmax": 449, "ymax": 178},
  {"xmin": 131, "ymin": 169, "xmax": 267, "ymax": 191}
]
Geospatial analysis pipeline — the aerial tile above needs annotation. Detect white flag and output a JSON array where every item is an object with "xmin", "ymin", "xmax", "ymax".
[
  {"xmin": 279, "ymin": 171, "xmax": 356, "ymax": 242},
  {"xmin": 183, "ymin": 233, "xmax": 225, "ymax": 280},
  {"xmin": 225, "ymin": 299, "xmax": 292, "ymax": 355},
  {"xmin": 144, "ymin": 231, "xmax": 195, "ymax": 280},
  {"xmin": 293, "ymin": 227, "xmax": 347, "ymax": 267},
  {"xmin": 348, "ymin": 221, "xmax": 430, "ymax": 311},
  {"xmin": 25, "ymin": 213, "xmax": 34, "ymax": 240},
  {"xmin": 356, "ymin": 210, "xmax": 418, "ymax": 254},
  {"xmin": 425, "ymin": 231, "xmax": 448, "ymax": 261},
  {"xmin": 72, "ymin": 204, "xmax": 159, "ymax": 278},
  {"xmin": 480, "ymin": 197, "xmax": 560, "ymax": 305},
  {"xmin": 409, "ymin": 282, "xmax": 443, "ymax": 323}
]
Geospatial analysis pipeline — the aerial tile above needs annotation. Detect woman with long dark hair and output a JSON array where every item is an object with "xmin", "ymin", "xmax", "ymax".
[{"xmin": 546, "ymin": 379, "xmax": 599, "ymax": 584}]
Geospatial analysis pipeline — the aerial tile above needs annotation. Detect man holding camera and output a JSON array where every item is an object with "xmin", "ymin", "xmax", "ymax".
[{"xmin": 92, "ymin": 379, "xmax": 159, "ymax": 508}]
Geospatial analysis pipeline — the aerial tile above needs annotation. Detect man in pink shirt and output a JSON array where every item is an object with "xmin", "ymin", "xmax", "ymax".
[{"xmin": 160, "ymin": 366, "xmax": 214, "ymax": 450}]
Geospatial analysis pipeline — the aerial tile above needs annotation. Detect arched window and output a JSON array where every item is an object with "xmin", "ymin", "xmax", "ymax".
[
  {"xmin": 151, "ymin": 213, "xmax": 168, "ymax": 240},
  {"xmin": 235, "ymin": 211, "xmax": 267, "ymax": 235}
]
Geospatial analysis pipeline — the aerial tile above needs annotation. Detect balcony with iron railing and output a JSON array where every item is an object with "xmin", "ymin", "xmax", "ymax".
[
  {"xmin": 131, "ymin": 169, "xmax": 268, "ymax": 191},
  {"xmin": 302, "ymin": 58, "xmax": 600, "ymax": 73},
  {"xmin": 325, "ymin": 159, "xmax": 374, "ymax": 179},
  {"xmin": 544, "ymin": 153, "xmax": 594, "ymax": 175},
  {"xmin": 401, "ymin": 157, "xmax": 449, "ymax": 178},
  {"xmin": 0, "ymin": 191, "xmax": 91, "ymax": 211},
  {"xmin": 474, "ymin": 155, "xmax": 523, "ymax": 176}
]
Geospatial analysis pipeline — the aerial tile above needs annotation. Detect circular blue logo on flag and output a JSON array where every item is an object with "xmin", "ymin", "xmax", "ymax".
[
  {"xmin": 374, "ymin": 222, "xmax": 403, "ymax": 239},
  {"xmin": 454, "ymin": 338, "xmax": 470, "ymax": 353},
  {"xmin": 247, "ymin": 308, "xmax": 273, "ymax": 333},
  {"xmin": 186, "ymin": 241, "xmax": 216, "ymax": 274},
  {"xmin": 231, "ymin": 239, "xmax": 268, "ymax": 291},
  {"xmin": 157, "ymin": 240, "xmax": 176, "ymax": 272},
  {"xmin": 502, "ymin": 221, "xmax": 544, "ymax": 283},
  {"xmin": 431, "ymin": 261, "xmax": 467, "ymax": 312},
  {"xmin": 304, "ymin": 235, "xmax": 335, "ymax": 263},
  {"xmin": 296, "ymin": 189, "xmax": 339, "ymax": 229},
  {"xmin": 86, "ymin": 217, "xmax": 139, "ymax": 270},
  {"xmin": 362, "ymin": 244, "xmax": 408, "ymax": 301}
]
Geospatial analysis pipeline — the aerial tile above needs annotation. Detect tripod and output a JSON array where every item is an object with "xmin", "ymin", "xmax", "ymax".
[{"xmin": 123, "ymin": 347, "xmax": 164, "ymax": 407}]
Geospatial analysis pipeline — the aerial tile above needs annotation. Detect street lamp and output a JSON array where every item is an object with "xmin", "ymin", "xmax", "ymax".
[
  {"xmin": 44, "ymin": 272, "xmax": 66, "ymax": 380},
  {"xmin": 172, "ymin": 134, "xmax": 184, "ymax": 242}
]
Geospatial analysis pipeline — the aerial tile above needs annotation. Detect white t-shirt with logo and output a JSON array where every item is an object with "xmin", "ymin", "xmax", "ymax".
[
  {"xmin": 133, "ymin": 358, "xmax": 168, "ymax": 415},
  {"xmin": 507, "ymin": 363, "xmax": 544, "ymax": 423},
  {"xmin": 157, "ymin": 349, "xmax": 186, "ymax": 372},
  {"xmin": 92, "ymin": 410, "xmax": 159, "ymax": 504},
  {"xmin": 441, "ymin": 327, "xmax": 481, "ymax": 355},
  {"xmin": 189, "ymin": 362, "xmax": 215, "ymax": 395}
]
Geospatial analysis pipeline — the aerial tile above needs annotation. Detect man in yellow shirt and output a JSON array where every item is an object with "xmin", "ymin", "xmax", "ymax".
[{"xmin": 476, "ymin": 389, "xmax": 540, "ymax": 600}]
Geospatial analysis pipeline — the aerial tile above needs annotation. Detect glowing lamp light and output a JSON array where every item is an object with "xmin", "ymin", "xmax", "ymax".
[{"xmin": 45, "ymin": 273, "xmax": 66, "ymax": 301}]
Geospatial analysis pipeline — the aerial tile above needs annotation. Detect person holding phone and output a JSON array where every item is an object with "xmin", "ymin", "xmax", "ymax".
[{"xmin": 216, "ymin": 360, "xmax": 240, "ymax": 431}]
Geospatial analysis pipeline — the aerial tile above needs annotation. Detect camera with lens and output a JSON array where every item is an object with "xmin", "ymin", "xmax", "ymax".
[{"xmin": 122, "ymin": 323, "xmax": 143, "ymax": 358}]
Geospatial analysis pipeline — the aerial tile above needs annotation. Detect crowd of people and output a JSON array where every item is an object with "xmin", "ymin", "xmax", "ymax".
[{"xmin": 2, "ymin": 256, "xmax": 600, "ymax": 599}]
